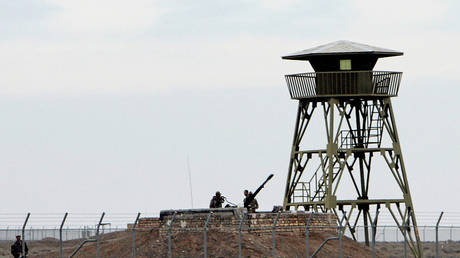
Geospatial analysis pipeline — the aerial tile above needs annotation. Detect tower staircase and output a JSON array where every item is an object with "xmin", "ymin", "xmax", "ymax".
[{"xmin": 292, "ymin": 102, "xmax": 384, "ymax": 204}]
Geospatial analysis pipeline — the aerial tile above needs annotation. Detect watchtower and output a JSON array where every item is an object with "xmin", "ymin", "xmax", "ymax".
[{"xmin": 281, "ymin": 40, "xmax": 422, "ymax": 257}]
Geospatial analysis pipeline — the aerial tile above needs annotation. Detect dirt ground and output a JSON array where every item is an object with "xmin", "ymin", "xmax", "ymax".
[
  {"xmin": 0, "ymin": 230, "xmax": 380, "ymax": 258},
  {"xmin": 0, "ymin": 230, "xmax": 458, "ymax": 257},
  {"xmin": 375, "ymin": 241, "xmax": 460, "ymax": 258}
]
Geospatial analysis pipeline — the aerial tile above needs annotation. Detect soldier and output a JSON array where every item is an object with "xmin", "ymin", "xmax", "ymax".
[
  {"xmin": 209, "ymin": 191, "xmax": 225, "ymax": 208},
  {"xmin": 11, "ymin": 235, "xmax": 28, "ymax": 258},
  {"xmin": 243, "ymin": 190, "xmax": 259, "ymax": 212}
]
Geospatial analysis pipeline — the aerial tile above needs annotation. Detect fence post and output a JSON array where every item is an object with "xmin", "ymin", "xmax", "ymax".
[
  {"xmin": 272, "ymin": 211, "xmax": 281, "ymax": 258},
  {"xmin": 204, "ymin": 212, "xmax": 213, "ymax": 258},
  {"xmin": 356, "ymin": 226, "xmax": 359, "ymax": 242},
  {"xmin": 403, "ymin": 213, "xmax": 410, "ymax": 258},
  {"xmin": 59, "ymin": 212, "xmax": 68, "ymax": 258},
  {"xmin": 132, "ymin": 212, "xmax": 141, "ymax": 258},
  {"xmin": 382, "ymin": 225, "xmax": 385, "ymax": 242},
  {"xmin": 338, "ymin": 212, "xmax": 346, "ymax": 258},
  {"xmin": 168, "ymin": 211, "xmax": 177, "ymax": 258},
  {"xmin": 96, "ymin": 212, "xmax": 105, "ymax": 258},
  {"xmin": 436, "ymin": 211, "xmax": 444, "ymax": 258},
  {"xmin": 305, "ymin": 213, "xmax": 313, "ymax": 258},
  {"xmin": 423, "ymin": 225, "xmax": 426, "ymax": 242},
  {"xmin": 22, "ymin": 213, "xmax": 30, "ymax": 258},
  {"xmin": 238, "ymin": 212, "xmax": 246, "ymax": 258},
  {"xmin": 371, "ymin": 210, "xmax": 380, "ymax": 258}
]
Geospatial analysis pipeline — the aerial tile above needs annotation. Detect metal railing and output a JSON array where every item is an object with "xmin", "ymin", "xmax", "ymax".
[
  {"xmin": 339, "ymin": 127, "xmax": 382, "ymax": 149},
  {"xmin": 285, "ymin": 71, "xmax": 402, "ymax": 99},
  {"xmin": 292, "ymin": 156, "xmax": 341, "ymax": 203}
]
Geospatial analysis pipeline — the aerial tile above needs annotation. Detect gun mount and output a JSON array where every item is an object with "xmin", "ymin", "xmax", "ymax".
[{"xmin": 244, "ymin": 174, "xmax": 274, "ymax": 209}]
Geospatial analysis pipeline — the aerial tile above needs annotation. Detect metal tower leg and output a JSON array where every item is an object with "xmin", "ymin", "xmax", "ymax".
[
  {"xmin": 382, "ymin": 99, "xmax": 422, "ymax": 257},
  {"xmin": 283, "ymin": 101, "xmax": 316, "ymax": 210}
]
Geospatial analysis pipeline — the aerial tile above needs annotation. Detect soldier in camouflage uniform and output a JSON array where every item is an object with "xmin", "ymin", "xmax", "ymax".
[
  {"xmin": 209, "ymin": 191, "xmax": 225, "ymax": 208},
  {"xmin": 243, "ymin": 190, "xmax": 259, "ymax": 212},
  {"xmin": 11, "ymin": 235, "xmax": 28, "ymax": 258}
]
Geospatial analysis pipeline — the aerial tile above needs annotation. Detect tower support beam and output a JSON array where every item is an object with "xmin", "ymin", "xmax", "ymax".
[{"xmin": 282, "ymin": 98, "xmax": 422, "ymax": 257}]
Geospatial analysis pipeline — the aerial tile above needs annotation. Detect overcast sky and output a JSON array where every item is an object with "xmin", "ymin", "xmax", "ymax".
[{"xmin": 0, "ymin": 0, "xmax": 459, "ymax": 221}]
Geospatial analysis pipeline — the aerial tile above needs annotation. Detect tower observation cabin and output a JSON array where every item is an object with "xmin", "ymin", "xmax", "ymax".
[
  {"xmin": 283, "ymin": 40, "xmax": 403, "ymax": 98},
  {"xmin": 281, "ymin": 41, "xmax": 423, "ymax": 257}
]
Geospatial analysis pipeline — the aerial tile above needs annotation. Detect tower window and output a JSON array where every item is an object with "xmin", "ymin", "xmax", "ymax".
[{"xmin": 340, "ymin": 59, "xmax": 352, "ymax": 70}]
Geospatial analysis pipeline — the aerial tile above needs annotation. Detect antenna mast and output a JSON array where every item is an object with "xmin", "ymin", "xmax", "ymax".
[{"xmin": 187, "ymin": 156, "xmax": 194, "ymax": 208}]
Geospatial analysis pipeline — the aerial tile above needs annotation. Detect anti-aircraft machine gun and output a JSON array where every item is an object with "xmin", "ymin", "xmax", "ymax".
[{"xmin": 244, "ymin": 174, "xmax": 274, "ymax": 209}]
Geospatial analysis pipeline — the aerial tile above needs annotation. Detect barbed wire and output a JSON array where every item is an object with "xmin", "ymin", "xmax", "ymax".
[{"xmin": 0, "ymin": 211, "xmax": 457, "ymax": 228}]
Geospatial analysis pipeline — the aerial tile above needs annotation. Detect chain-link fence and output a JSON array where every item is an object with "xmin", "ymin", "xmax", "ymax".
[
  {"xmin": 2, "ymin": 225, "xmax": 459, "ymax": 243},
  {"xmin": 0, "ymin": 211, "xmax": 459, "ymax": 257},
  {"xmin": 352, "ymin": 225, "xmax": 460, "ymax": 242}
]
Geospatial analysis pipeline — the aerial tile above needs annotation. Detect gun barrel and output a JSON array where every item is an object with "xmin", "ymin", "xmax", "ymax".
[{"xmin": 244, "ymin": 174, "xmax": 274, "ymax": 208}]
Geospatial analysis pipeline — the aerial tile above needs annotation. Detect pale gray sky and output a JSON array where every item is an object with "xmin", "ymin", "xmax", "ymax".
[{"xmin": 0, "ymin": 0, "xmax": 459, "ymax": 216}]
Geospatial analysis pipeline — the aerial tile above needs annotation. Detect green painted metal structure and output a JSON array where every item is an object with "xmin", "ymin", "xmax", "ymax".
[{"xmin": 281, "ymin": 40, "xmax": 422, "ymax": 257}]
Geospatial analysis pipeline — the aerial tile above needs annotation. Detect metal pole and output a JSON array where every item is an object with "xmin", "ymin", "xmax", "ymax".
[
  {"xmin": 272, "ymin": 211, "xmax": 281, "ymax": 258},
  {"xmin": 96, "ymin": 212, "xmax": 105, "ymax": 258},
  {"xmin": 22, "ymin": 213, "xmax": 30, "ymax": 258},
  {"xmin": 371, "ymin": 224, "xmax": 375, "ymax": 258},
  {"xmin": 204, "ymin": 212, "xmax": 213, "ymax": 258},
  {"xmin": 168, "ymin": 212, "xmax": 177, "ymax": 258},
  {"xmin": 187, "ymin": 156, "xmax": 194, "ymax": 208},
  {"xmin": 383, "ymin": 225, "xmax": 385, "ymax": 242},
  {"xmin": 338, "ymin": 213, "xmax": 346, "ymax": 258},
  {"xmin": 59, "ymin": 213, "xmax": 68, "ymax": 258},
  {"xmin": 311, "ymin": 236, "xmax": 340, "ymax": 257},
  {"xmin": 238, "ymin": 212, "xmax": 246, "ymax": 258},
  {"xmin": 403, "ymin": 214, "xmax": 409, "ymax": 258},
  {"xmin": 403, "ymin": 225, "xmax": 406, "ymax": 258},
  {"xmin": 371, "ymin": 210, "xmax": 380, "ymax": 258},
  {"xmin": 305, "ymin": 213, "xmax": 313, "ymax": 258},
  {"xmin": 436, "ymin": 212, "xmax": 444, "ymax": 258},
  {"xmin": 69, "ymin": 239, "xmax": 97, "ymax": 258},
  {"xmin": 423, "ymin": 225, "xmax": 426, "ymax": 242},
  {"xmin": 132, "ymin": 212, "xmax": 141, "ymax": 258},
  {"xmin": 356, "ymin": 225, "xmax": 359, "ymax": 242}
]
